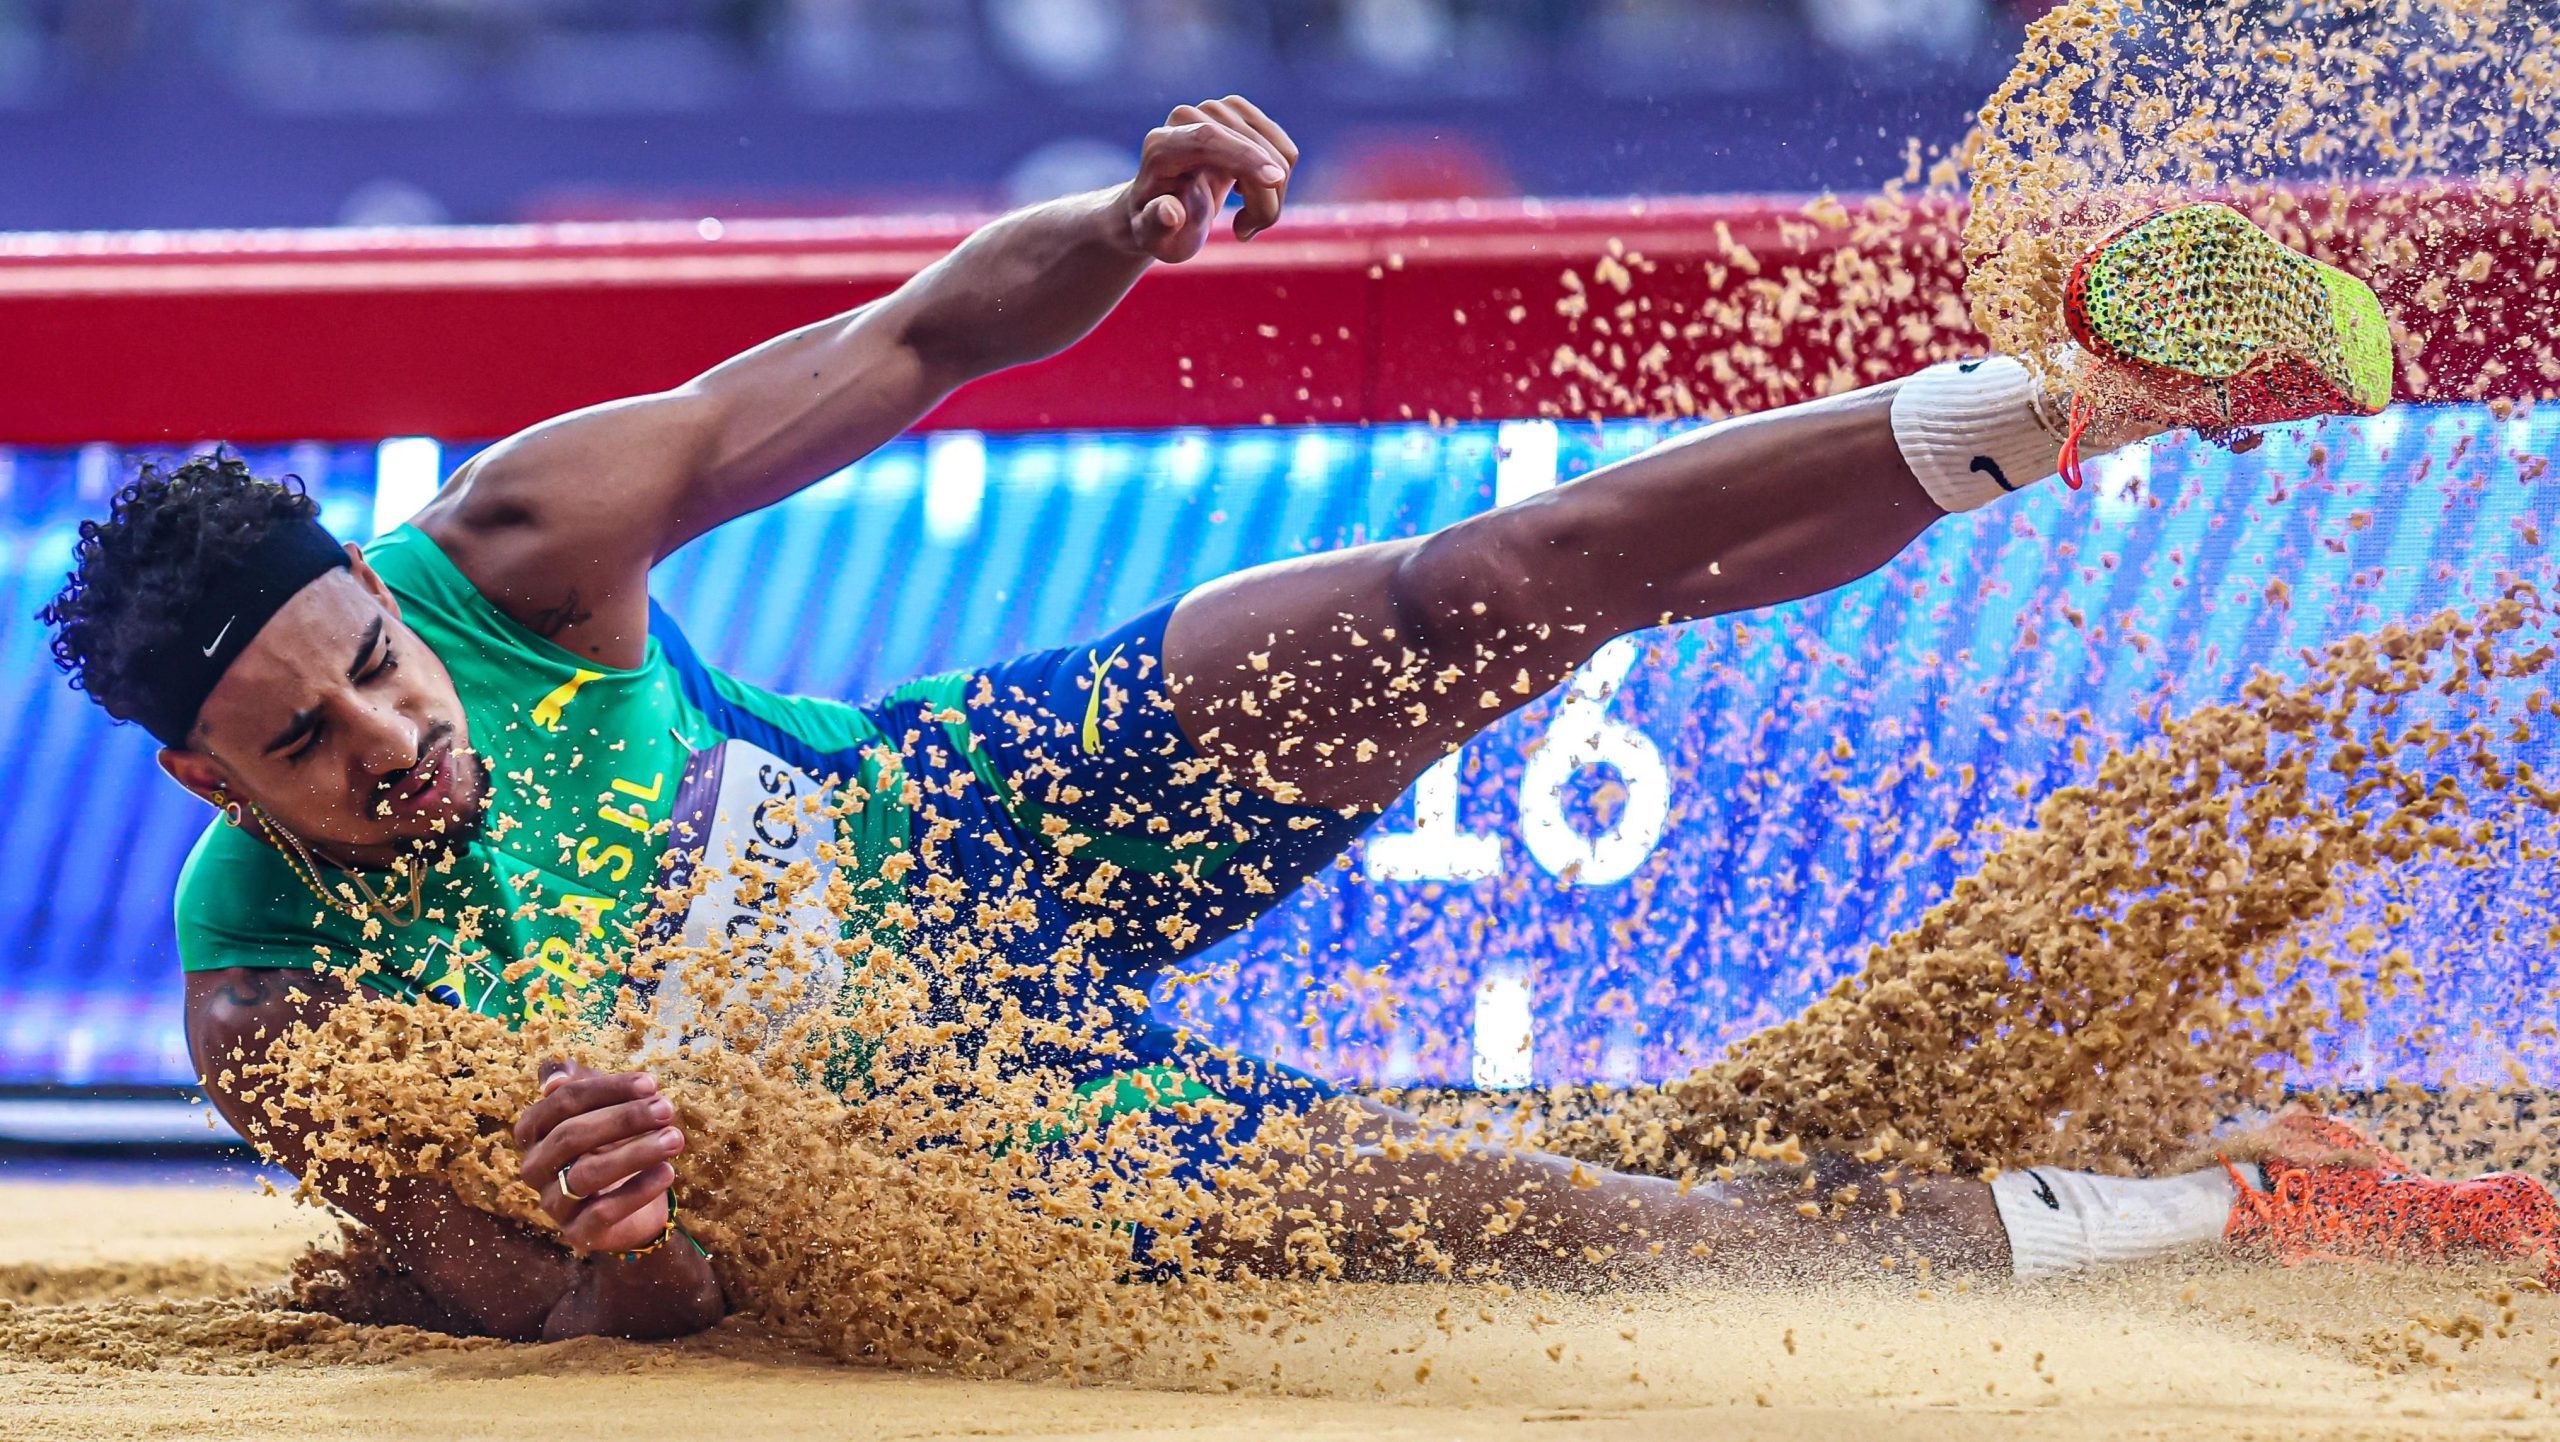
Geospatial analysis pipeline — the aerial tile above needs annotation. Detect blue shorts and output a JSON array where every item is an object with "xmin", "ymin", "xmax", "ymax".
[{"xmin": 867, "ymin": 595, "xmax": 1377, "ymax": 1180}]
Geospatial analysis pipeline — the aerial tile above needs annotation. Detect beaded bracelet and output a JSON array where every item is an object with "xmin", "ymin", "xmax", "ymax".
[{"xmin": 617, "ymin": 1191, "xmax": 712, "ymax": 1263}]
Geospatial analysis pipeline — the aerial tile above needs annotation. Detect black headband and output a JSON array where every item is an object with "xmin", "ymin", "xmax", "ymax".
[{"xmin": 130, "ymin": 518, "xmax": 351, "ymax": 747}]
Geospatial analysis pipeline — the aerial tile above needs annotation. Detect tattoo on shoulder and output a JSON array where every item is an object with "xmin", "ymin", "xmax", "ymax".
[{"xmin": 523, "ymin": 590, "xmax": 593, "ymax": 639}]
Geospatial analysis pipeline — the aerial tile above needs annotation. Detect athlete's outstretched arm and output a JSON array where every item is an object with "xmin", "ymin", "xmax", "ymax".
[
  {"xmin": 414, "ymin": 96, "xmax": 1298, "ymax": 669},
  {"xmin": 184, "ymin": 970, "xmax": 726, "ymax": 1341}
]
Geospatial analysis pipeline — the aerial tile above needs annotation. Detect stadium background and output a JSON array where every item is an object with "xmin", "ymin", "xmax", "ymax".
[{"xmin": 0, "ymin": 2, "xmax": 2550, "ymax": 1134}]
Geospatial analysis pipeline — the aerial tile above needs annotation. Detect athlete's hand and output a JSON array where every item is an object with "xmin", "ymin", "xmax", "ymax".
[
  {"xmin": 1122, "ymin": 95, "xmax": 1300, "ymax": 262},
  {"xmin": 512, "ymin": 1060, "xmax": 685, "ymax": 1255}
]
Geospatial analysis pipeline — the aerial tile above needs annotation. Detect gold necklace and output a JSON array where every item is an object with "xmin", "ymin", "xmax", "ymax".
[{"xmin": 252, "ymin": 804, "xmax": 426, "ymax": 928}]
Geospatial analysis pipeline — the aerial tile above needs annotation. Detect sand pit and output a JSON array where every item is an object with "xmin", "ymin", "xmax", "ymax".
[
  {"xmin": 6, "ymin": 1174, "xmax": 2558, "ymax": 1442},
  {"xmin": 9, "ymin": 4, "xmax": 2560, "ymax": 1437}
]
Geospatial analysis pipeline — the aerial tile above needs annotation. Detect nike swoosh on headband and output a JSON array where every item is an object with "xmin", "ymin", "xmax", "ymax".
[{"xmin": 201, "ymin": 616, "xmax": 237, "ymax": 657}]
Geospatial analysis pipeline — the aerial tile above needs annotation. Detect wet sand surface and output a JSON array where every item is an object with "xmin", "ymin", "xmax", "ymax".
[{"xmin": 8, "ymin": 1176, "xmax": 2558, "ymax": 1442}]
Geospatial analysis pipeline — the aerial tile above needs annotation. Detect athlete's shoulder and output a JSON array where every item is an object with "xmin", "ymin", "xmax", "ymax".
[
  {"xmin": 173, "ymin": 823, "xmax": 336, "ymax": 974},
  {"xmin": 366, "ymin": 522, "xmax": 617, "ymax": 697},
  {"xmin": 361, "ymin": 523, "xmax": 485, "ymax": 622}
]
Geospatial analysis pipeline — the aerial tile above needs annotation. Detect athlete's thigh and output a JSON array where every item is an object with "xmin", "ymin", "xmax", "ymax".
[
  {"xmin": 889, "ymin": 593, "xmax": 1379, "ymax": 981},
  {"xmin": 1158, "ymin": 537, "xmax": 1452, "ymax": 811}
]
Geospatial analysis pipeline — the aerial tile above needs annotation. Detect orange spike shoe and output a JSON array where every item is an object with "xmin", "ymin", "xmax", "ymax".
[
  {"xmin": 2221, "ymin": 1113, "xmax": 2560, "ymax": 1284},
  {"xmin": 2056, "ymin": 202, "xmax": 2395, "ymax": 488}
]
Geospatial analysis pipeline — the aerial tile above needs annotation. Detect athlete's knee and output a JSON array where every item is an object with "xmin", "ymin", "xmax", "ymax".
[
  {"xmin": 1391, "ymin": 512, "xmax": 1614, "ymax": 669},
  {"xmin": 1391, "ymin": 524, "xmax": 1524, "ymax": 657}
]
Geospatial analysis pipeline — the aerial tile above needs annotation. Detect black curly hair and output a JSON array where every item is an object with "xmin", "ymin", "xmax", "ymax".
[{"xmin": 40, "ymin": 452, "xmax": 323, "ymax": 732}]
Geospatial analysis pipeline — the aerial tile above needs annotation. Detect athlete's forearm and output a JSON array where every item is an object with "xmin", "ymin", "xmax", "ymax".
[
  {"xmin": 416, "ymin": 107, "xmax": 1288, "ymax": 591},
  {"xmin": 892, "ymin": 187, "xmax": 1153, "ymax": 381},
  {"xmin": 327, "ymin": 1176, "xmax": 722, "ymax": 1342}
]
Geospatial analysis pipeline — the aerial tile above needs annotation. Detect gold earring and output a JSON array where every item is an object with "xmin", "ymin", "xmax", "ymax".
[{"xmin": 211, "ymin": 790, "xmax": 244, "ymax": 828}]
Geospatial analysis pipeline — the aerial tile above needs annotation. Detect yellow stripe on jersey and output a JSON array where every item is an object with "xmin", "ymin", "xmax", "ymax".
[
  {"xmin": 1080, "ymin": 643, "xmax": 1127, "ymax": 755},
  {"xmin": 531, "ymin": 668, "xmax": 606, "ymax": 731}
]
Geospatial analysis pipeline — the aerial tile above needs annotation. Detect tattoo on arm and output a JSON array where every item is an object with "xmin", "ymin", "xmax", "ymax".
[
  {"xmin": 523, "ymin": 590, "xmax": 593, "ymax": 639},
  {"xmin": 188, "ymin": 969, "xmax": 345, "ymax": 1084}
]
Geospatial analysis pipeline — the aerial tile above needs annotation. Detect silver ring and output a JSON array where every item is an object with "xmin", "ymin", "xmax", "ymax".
[{"xmin": 557, "ymin": 1164, "xmax": 587, "ymax": 1202}]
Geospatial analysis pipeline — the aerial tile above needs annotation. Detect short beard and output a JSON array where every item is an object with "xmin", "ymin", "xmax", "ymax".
[
  {"xmin": 432, "ymin": 747, "xmax": 494, "ymax": 847},
  {"xmin": 384, "ymin": 745, "xmax": 493, "ymax": 858}
]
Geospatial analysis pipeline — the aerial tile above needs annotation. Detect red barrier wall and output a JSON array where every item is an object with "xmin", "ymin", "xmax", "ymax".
[{"xmin": 0, "ymin": 187, "xmax": 2540, "ymax": 446}]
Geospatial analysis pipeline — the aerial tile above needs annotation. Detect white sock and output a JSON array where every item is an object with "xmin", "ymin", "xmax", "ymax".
[
  {"xmin": 1889, "ymin": 356, "xmax": 2081, "ymax": 513},
  {"xmin": 1988, "ymin": 1165, "xmax": 2265, "ymax": 1279}
]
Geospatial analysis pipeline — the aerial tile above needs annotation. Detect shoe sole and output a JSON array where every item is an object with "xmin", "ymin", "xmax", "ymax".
[{"xmin": 2065, "ymin": 202, "xmax": 2394, "ymax": 417}]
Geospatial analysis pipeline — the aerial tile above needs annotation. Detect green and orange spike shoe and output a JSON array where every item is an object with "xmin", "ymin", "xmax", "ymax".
[
  {"xmin": 2057, "ymin": 201, "xmax": 2396, "ymax": 488},
  {"xmin": 2220, "ymin": 1112, "xmax": 2560, "ymax": 1284}
]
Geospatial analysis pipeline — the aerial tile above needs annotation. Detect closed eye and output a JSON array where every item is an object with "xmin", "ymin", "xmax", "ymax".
[
  {"xmin": 280, "ymin": 724, "xmax": 321, "ymax": 765},
  {"xmin": 272, "ymin": 625, "xmax": 395, "ymax": 763},
  {"xmin": 283, "ymin": 645, "xmax": 397, "ymax": 764}
]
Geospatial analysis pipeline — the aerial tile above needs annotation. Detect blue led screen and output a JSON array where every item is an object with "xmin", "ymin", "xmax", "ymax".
[{"xmin": 0, "ymin": 405, "xmax": 2553, "ymax": 1090}]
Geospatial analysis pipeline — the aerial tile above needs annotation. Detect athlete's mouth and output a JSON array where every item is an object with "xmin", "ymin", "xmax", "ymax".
[{"xmin": 382, "ymin": 731, "xmax": 458, "ymax": 812}]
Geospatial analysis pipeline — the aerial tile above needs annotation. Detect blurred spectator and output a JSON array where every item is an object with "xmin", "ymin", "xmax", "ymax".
[
  {"xmin": 988, "ymin": 0, "xmax": 1125, "ymax": 85},
  {"xmin": 0, "ymin": 0, "xmax": 2027, "ymax": 229},
  {"xmin": 336, "ymin": 175, "xmax": 452, "ymax": 225},
  {"xmin": 1801, "ymin": 0, "xmax": 1988, "ymax": 61},
  {"xmin": 1004, "ymin": 135, "xmax": 1139, "ymax": 207},
  {"xmin": 505, "ymin": 17, "xmax": 748, "ymax": 111},
  {"xmin": 220, "ymin": 3, "xmax": 476, "ymax": 113},
  {"xmin": 35, "ymin": 0, "xmax": 144, "ymax": 78},
  {"xmin": 1327, "ymin": 0, "xmax": 1538, "ymax": 97},
  {"xmin": 1124, "ymin": 0, "xmax": 1265, "ymax": 91},
  {"xmin": 0, "ymin": 2, "xmax": 46, "ymax": 106},
  {"xmin": 1341, "ymin": 0, "xmax": 1452, "ymax": 74},
  {"xmin": 768, "ymin": 0, "xmax": 985, "ymax": 109},
  {"xmin": 1574, "ymin": 0, "xmax": 1802, "ymax": 98}
]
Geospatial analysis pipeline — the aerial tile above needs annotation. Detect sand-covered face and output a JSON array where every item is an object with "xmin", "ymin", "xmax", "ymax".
[{"xmin": 168, "ymin": 559, "xmax": 487, "ymax": 860}]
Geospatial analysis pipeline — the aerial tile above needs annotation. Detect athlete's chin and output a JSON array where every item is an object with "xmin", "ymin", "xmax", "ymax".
[
  {"xmin": 424, "ymin": 754, "xmax": 494, "ymax": 844},
  {"xmin": 396, "ymin": 803, "xmax": 486, "ymax": 849}
]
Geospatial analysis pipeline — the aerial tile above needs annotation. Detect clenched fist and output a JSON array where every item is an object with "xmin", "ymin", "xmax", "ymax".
[{"xmin": 1120, "ymin": 95, "xmax": 1301, "ymax": 262}]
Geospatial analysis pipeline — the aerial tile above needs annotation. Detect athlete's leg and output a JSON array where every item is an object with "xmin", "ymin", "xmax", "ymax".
[
  {"xmin": 1163, "ymin": 376, "xmax": 1987, "ymax": 810},
  {"xmin": 1201, "ymin": 1097, "xmax": 2006, "ymax": 1284},
  {"xmin": 1167, "ymin": 202, "xmax": 2399, "ymax": 812},
  {"xmin": 1202, "ymin": 1103, "xmax": 2560, "ymax": 1289},
  {"xmin": 1196, "ymin": 1095, "xmax": 2241, "ymax": 1286}
]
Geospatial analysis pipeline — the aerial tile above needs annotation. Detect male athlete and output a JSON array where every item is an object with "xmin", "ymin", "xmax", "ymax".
[{"xmin": 44, "ymin": 99, "xmax": 2560, "ymax": 1340}]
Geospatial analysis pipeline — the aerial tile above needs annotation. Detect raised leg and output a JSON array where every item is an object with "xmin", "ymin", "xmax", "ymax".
[{"xmin": 1163, "ymin": 381, "xmax": 1944, "ymax": 811}]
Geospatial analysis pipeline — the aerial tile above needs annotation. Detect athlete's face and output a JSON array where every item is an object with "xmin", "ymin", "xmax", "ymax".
[{"xmin": 160, "ymin": 553, "xmax": 488, "ymax": 859}]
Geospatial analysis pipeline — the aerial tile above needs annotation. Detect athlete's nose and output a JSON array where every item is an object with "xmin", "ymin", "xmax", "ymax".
[{"xmin": 344, "ymin": 691, "xmax": 424, "ymax": 782}]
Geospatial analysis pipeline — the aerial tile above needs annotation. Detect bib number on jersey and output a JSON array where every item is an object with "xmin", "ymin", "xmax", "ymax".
[{"xmin": 633, "ymin": 739, "xmax": 845, "ymax": 1056}]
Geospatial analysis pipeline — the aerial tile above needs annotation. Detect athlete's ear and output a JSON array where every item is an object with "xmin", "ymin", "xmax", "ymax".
[
  {"xmin": 345, "ymin": 543, "xmax": 403, "ymax": 620},
  {"xmin": 158, "ymin": 746, "xmax": 229, "ymax": 811}
]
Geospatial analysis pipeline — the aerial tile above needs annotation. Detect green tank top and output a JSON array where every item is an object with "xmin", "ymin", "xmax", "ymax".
[{"xmin": 172, "ymin": 525, "xmax": 912, "ymax": 1029}]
